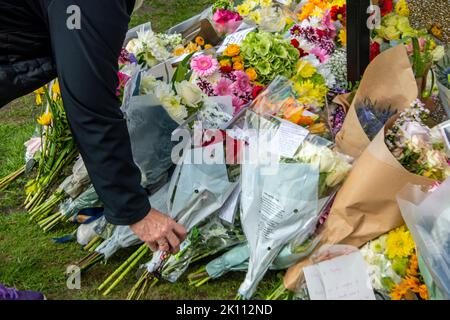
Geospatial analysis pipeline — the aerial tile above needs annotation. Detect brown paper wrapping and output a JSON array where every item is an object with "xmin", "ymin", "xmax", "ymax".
[
  {"xmin": 284, "ymin": 126, "xmax": 435, "ymax": 292},
  {"xmin": 335, "ymin": 45, "xmax": 418, "ymax": 158},
  {"xmin": 332, "ymin": 93, "xmax": 352, "ymax": 113}
]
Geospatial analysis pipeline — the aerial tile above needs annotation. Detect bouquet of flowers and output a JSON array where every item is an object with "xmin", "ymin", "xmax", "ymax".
[
  {"xmin": 24, "ymin": 82, "xmax": 79, "ymax": 212},
  {"xmin": 211, "ymin": 2, "xmax": 243, "ymax": 36},
  {"xmin": 241, "ymin": 31, "xmax": 300, "ymax": 85},
  {"xmin": 190, "ymin": 51, "xmax": 260, "ymax": 114},
  {"xmin": 385, "ymin": 99, "xmax": 450, "ymax": 181},
  {"xmin": 361, "ymin": 226, "xmax": 429, "ymax": 300},
  {"xmin": 356, "ymin": 98, "xmax": 397, "ymax": 141},
  {"xmin": 236, "ymin": 0, "xmax": 290, "ymax": 32},
  {"xmin": 126, "ymin": 27, "xmax": 182, "ymax": 68},
  {"xmin": 250, "ymin": 76, "xmax": 329, "ymax": 137},
  {"xmin": 173, "ymin": 36, "xmax": 215, "ymax": 57},
  {"xmin": 236, "ymin": 110, "xmax": 351, "ymax": 299}
]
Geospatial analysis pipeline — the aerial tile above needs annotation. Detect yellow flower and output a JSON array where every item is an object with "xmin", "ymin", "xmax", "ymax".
[
  {"xmin": 195, "ymin": 36, "xmax": 205, "ymax": 46},
  {"xmin": 395, "ymin": 0, "xmax": 410, "ymax": 17},
  {"xmin": 339, "ymin": 29, "xmax": 347, "ymax": 46},
  {"xmin": 385, "ymin": 226, "xmax": 415, "ymax": 259},
  {"xmin": 37, "ymin": 112, "xmax": 53, "ymax": 126},
  {"xmin": 259, "ymin": 0, "xmax": 272, "ymax": 8},
  {"xmin": 185, "ymin": 42, "xmax": 200, "ymax": 53},
  {"xmin": 249, "ymin": 10, "xmax": 261, "ymax": 25},
  {"xmin": 285, "ymin": 17, "xmax": 294, "ymax": 26},
  {"xmin": 223, "ymin": 44, "xmax": 241, "ymax": 57},
  {"xmin": 219, "ymin": 59, "xmax": 232, "ymax": 68},
  {"xmin": 296, "ymin": 60, "xmax": 317, "ymax": 78},
  {"xmin": 34, "ymin": 87, "xmax": 45, "ymax": 106},
  {"xmin": 233, "ymin": 60, "xmax": 245, "ymax": 71},
  {"xmin": 52, "ymin": 81, "xmax": 61, "ymax": 101},
  {"xmin": 237, "ymin": 3, "xmax": 251, "ymax": 16},
  {"xmin": 245, "ymin": 68, "xmax": 258, "ymax": 81},
  {"xmin": 204, "ymin": 44, "xmax": 213, "ymax": 50},
  {"xmin": 173, "ymin": 45, "xmax": 186, "ymax": 56}
]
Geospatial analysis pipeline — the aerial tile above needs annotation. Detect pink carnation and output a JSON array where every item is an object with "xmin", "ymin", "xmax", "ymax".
[
  {"xmin": 191, "ymin": 55, "xmax": 219, "ymax": 77},
  {"xmin": 214, "ymin": 77, "xmax": 234, "ymax": 96}
]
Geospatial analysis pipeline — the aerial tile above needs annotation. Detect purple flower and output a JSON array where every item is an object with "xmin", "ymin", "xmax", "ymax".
[{"xmin": 196, "ymin": 79, "xmax": 215, "ymax": 96}]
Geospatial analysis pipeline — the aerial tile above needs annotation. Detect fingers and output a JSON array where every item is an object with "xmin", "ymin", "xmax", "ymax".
[
  {"xmin": 147, "ymin": 241, "xmax": 158, "ymax": 252},
  {"xmin": 157, "ymin": 239, "xmax": 170, "ymax": 252},
  {"xmin": 172, "ymin": 222, "xmax": 188, "ymax": 242},
  {"xmin": 166, "ymin": 231, "xmax": 181, "ymax": 254}
]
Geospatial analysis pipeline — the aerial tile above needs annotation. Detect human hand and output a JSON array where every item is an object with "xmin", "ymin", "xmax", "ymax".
[{"xmin": 130, "ymin": 209, "xmax": 187, "ymax": 254}]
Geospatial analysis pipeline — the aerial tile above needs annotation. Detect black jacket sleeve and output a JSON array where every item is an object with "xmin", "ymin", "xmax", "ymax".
[{"xmin": 46, "ymin": 0, "xmax": 150, "ymax": 225}]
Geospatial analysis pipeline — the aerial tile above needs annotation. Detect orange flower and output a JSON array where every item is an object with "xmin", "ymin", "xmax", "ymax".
[
  {"xmin": 220, "ymin": 59, "xmax": 232, "ymax": 68},
  {"xmin": 418, "ymin": 285, "xmax": 429, "ymax": 300},
  {"xmin": 233, "ymin": 60, "xmax": 244, "ymax": 71},
  {"xmin": 204, "ymin": 44, "xmax": 213, "ymax": 49},
  {"xmin": 245, "ymin": 68, "xmax": 258, "ymax": 81},
  {"xmin": 195, "ymin": 36, "xmax": 205, "ymax": 46},
  {"xmin": 223, "ymin": 44, "xmax": 240, "ymax": 57},
  {"xmin": 232, "ymin": 55, "xmax": 243, "ymax": 63}
]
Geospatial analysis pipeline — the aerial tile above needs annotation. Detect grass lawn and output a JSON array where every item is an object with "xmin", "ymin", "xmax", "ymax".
[{"xmin": 0, "ymin": 0, "xmax": 280, "ymax": 300}]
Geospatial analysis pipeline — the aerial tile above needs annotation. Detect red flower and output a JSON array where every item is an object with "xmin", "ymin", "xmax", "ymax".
[
  {"xmin": 370, "ymin": 42, "xmax": 381, "ymax": 61},
  {"xmin": 252, "ymin": 85, "xmax": 265, "ymax": 99},
  {"xmin": 220, "ymin": 66, "xmax": 233, "ymax": 73},
  {"xmin": 330, "ymin": 5, "xmax": 346, "ymax": 24},
  {"xmin": 290, "ymin": 38, "xmax": 300, "ymax": 48},
  {"xmin": 298, "ymin": 47, "xmax": 308, "ymax": 58},
  {"xmin": 379, "ymin": 0, "xmax": 393, "ymax": 17}
]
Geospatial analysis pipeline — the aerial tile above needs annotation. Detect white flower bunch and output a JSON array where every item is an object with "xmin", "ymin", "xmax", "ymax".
[
  {"xmin": 295, "ymin": 141, "xmax": 353, "ymax": 188},
  {"xmin": 126, "ymin": 28, "xmax": 171, "ymax": 68},
  {"xmin": 324, "ymin": 47, "xmax": 347, "ymax": 91}
]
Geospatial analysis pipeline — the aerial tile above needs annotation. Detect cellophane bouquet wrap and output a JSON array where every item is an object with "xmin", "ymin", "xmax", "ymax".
[
  {"xmin": 122, "ymin": 69, "xmax": 179, "ymax": 191},
  {"xmin": 238, "ymin": 110, "xmax": 351, "ymax": 299},
  {"xmin": 397, "ymin": 179, "xmax": 450, "ymax": 300}
]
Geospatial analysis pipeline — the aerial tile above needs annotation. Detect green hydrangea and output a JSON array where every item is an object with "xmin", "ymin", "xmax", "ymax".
[{"xmin": 241, "ymin": 31, "xmax": 299, "ymax": 84}]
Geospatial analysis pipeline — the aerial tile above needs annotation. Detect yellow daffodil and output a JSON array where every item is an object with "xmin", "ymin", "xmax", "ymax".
[
  {"xmin": 37, "ymin": 112, "xmax": 53, "ymax": 126},
  {"xmin": 34, "ymin": 87, "xmax": 45, "ymax": 106},
  {"xmin": 52, "ymin": 81, "xmax": 61, "ymax": 101}
]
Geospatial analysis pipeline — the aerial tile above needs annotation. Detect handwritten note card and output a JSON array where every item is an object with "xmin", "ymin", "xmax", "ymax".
[
  {"xmin": 304, "ymin": 251, "xmax": 376, "ymax": 300},
  {"xmin": 217, "ymin": 27, "xmax": 256, "ymax": 53},
  {"xmin": 273, "ymin": 117, "xmax": 309, "ymax": 158}
]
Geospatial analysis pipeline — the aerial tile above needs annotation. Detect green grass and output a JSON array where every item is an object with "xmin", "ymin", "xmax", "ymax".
[{"xmin": 0, "ymin": 1, "xmax": 280, "ymax": 300}]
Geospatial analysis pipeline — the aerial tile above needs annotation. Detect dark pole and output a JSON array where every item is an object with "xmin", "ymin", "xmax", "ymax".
[{"xmin": 347, "ymin": 0, "xmax": 371, "ymax": 83}]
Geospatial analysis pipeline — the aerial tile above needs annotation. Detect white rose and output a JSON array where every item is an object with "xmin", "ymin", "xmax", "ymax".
[
  {"xmin": 175, "ymin": 81, "xmax": 204, "ymax": 106},
  {"xmin": 318, "ymin": 147, "xmax": 337, "ymax": 173},
  {"xmin": 325, "ymin": 161, "xmax": 352, "ymax": 187}
]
